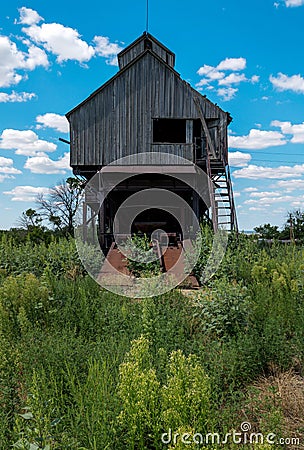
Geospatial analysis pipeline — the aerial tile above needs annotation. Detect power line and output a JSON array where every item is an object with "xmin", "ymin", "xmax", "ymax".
[
  {"xmin": 235, "ymin": 150, "xmax": 304, "ymax": 156},
  {"xmin": 247, "ymin": 159, "xmax": 304, "ymax": 164}
]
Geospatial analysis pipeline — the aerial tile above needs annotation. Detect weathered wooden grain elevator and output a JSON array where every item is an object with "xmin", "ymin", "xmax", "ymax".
[{"xmin": 66, "ymin": 32, "xmax": 238, "ymax": 254}]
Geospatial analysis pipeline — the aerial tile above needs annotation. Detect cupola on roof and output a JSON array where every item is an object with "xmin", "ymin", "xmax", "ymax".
[{"xmin": 117, "ymin": 32, "xmax": 175, "ymax": 70}]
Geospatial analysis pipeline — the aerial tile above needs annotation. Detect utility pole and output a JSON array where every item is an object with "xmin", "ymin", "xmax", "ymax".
[{"xmin": 289, "ymin": 213, "xmax": 295, "ymax": 243}]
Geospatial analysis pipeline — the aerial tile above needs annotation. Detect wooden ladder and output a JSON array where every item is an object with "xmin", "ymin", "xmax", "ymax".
[{"xmin": 193, "ymin": 95, "xmax": 238, "ymax": 232}]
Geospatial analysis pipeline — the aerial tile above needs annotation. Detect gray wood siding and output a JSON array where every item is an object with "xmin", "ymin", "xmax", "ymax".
[
  {"xmin": 69, "ymin": 52, "xmax": 229, "ymax": 168},
  {"xmin": 118, "ymin": 40, "xmax": 145, "ymax": 69}
]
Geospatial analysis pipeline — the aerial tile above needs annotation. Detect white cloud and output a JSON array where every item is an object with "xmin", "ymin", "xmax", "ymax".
[
  {"xmin": 270, "ymin": 73, "xmax": 304, "ymax": 93},
  {"xmin": 18, "ymin": 7, "xmax": 43, "ymax": 25},
  {"xmin": 196, "ymin": 56, "xmax": 258, "ymax": 101},
  {"xmin": 197, "ymin": 65, "xmax": 225, "ymax": 80},
  {"xmin": 217, "ymin": 87, "xmax": 238, "ymax": 101},
  {"xmin": 23, "ymin": 23, "xmax": 95, "ymax": 63},
  {"xmin": 233, "ymin": 164, "xmax": 304, "ymax": 179},
  {"xmin": 36, "ymin": 113, "xmax": 69, "ymax": 133},
  {"xmin": 271, "ymin": 120, "xmax": 304, "ymax": 143},
  {"xmin": 0, "ymin": 129, "xmax": 56, "ymax": 156},
  {"xmin": 275, "ymin": 179, "xmax": 304, "ymax": 191},
  {"xmin": 23, "ymin": 45, "xmax": 49, "ymax": 70},
  {"xmin": 93, "ymin": 36, "xmax": 123, "ymax": 66},
  {"xmin": 228, "ymin": 151, "xmax": 252, "ymax": 167},
  {"xmin": 285, "ymin": 0, "xmax": 304, "ymax": 6},
  {"xmin": 216, "ymin": 57, "xmax": 246, "ymax": 71},
  {"xmin": 249, "ymin": 207, "xmax": 266, "ymax": 211},
  {"xmin": 245, "ymin": 195, "xmax": 297, "ymax": 206},
  {"xmin": 251, "ymin": 75, "xmax": 260, "ymax": 83},
  {"xmin": 0, "ymin": 174, "xmax": 14, "ymax": 183},
  {"xmin": 218, "ymin": 73, "xmax": 247, "ymax": 86},
  {"xmin": 250, "ymin": 191, "xmax": 282, "ymax": 198},
  {"xmin": 243, "ymin": 187, "xmax": 258, "ymax": 192},
  {"xmin": 0, "ymin": 156, "xmax": 22, "ymax": 175},
  {"xmin": 19, "ymin": 9, "xmax": 123, "ymax": 66},
  {"xmin": 0, "ymin": 35, "xmax": 49, "ymax": 87},
  {"xmin": 229, "ymin": 129, "xmax": 286, "ymax": 149},
  {"xmin": 24, "ymin": 152, "xmax": 70, "ymax": 174},
  {"xmin": 0, "ymin": 91, "xmax": 36, "ymax": 103},
  {"xmin": 4, "ymin": 185, "xmax": 51, "ymax": 202}
]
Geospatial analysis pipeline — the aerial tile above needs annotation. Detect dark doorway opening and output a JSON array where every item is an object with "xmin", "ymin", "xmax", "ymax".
[{"xmin": 131, "ymin": 208, "xmax": 182, "ymax": 238}]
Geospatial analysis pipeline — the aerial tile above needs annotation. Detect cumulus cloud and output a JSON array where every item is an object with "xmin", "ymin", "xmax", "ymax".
[
  {"xmin": 249, "ymin": 206, "xmax": 265, "ymax": 211},
  {"xmin": 250, "ymin": 191, "xmax": 282, "ymax": 198},
  {"xmin": 228, "ymin": 151, "xmax": 252, "ymax": 167},
  {"xmin": 216, "ymin": 57, "xmax": 246, "ymax": 71},
  {"xmin": 24, "ymin": 152, "xmax": 70, "ymax": 174},
  {"xmin": 217, "ymin": 87, "xmax": 238, "ymax": 101},
  {"xmin": 245, "ymin": 195, "xmax": 298, "ymax": 206},
  {"xmin": 18, "ymin": 7, "xmax": 43, "ymax": 25},
  {"xmin": 93, "ymin": 36, "xmax": 123, "ymax": 65},
  {"xmin": 229, "ymin": 129, "xmax": 286, "ymax": 149},
  {"xmin": 23, "ymin": 23, "xmax": 95, "ymax": 63},
  {"xmin": 4, "ymin": 185, "xmax": 51, "ymax": 202},
  {"xmin": 0, "ymin": 129, "xmax": 57, "ymax": 156},
  {"xmin": 0, "ymin": 174, "xmax": 14, "ymax": 183},
  {"xmin": 0, "ymin": 91, "xmax": 36, "ymax": 103},
  {"xmin": 0, "ymin": 156, "xmax": 22, "ymax": 175},
  {"xmin": 243, "ymin": 187, "xmax": 258, "ymax": 192},
  {"xmin": 197, "ymin": 65, "xmax": 225, "ymax": 80},
  {"xmin": 20, "ymin": 8, "xmax": 123, "ymax": 66},
  {"xmin": 270, "ymin": 73, "xmax": 304, "ymax": 93},
  {"xmin": 271, "ymin": 120, "xmax": 304, "ymax": 143},
  {"xmin": 196, "ymin": 56, "xmax": 258, "ymax": 101},
  {"xmin": 233, "ymin": 164, "xmax": 304, "ymax": 179},
  {"xmin": 275, "ymin": 179, "xmax": 304, "ymax": 191},
  {"xmin": 218, "ymin": 73, "xmax": 247, "ymax": 86},
  {"xmin": 0, "ymin": 35, "xmax": 49, "ymax": 87},
  {"xmin": 36, "ymin": 113, "xmax": 69, "ymax": 133},
  {"xmin": 285, "ymin": 0, "xmax": 304, "ymax": 6}
]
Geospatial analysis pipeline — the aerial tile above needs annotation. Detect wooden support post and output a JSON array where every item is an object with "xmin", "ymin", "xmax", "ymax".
[
  {"xmin": 193, "ymin": 96, "xmax": 217, "ymax": 159},
  {"xmin": 83, "ymin": 201, "xmax": 88, "ymax": 242}
]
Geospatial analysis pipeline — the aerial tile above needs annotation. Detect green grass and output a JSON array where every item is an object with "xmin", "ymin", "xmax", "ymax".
[{"xmin": 0, "ymin": 235, "xmax": 303, "ymax": 449}]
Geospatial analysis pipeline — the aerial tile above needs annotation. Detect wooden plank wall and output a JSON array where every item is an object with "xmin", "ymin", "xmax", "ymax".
[{"xmin": 69, "ymin": 52, "xmax": 229, "ymax": 169}]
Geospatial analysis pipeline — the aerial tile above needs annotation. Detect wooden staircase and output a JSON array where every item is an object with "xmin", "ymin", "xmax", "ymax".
[
  {"xmin": 193, "ymin": 95, "xmax": 238, "ymax": 232},
  {"xmin": 207, "ymin": 158, "xmax": 238, "ymax": 231}
]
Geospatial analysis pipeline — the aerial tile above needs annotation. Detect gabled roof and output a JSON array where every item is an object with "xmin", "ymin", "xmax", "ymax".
[
  {"xmin": 66, "ymin": 47, "xmax": 180, "ymax": 118},
  {"xmin": 66, "ymin": 33, "xmax": 231, "ymax": 122}
]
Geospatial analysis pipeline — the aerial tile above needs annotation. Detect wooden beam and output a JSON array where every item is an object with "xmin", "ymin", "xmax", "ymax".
[{"xmin": 193, "ymin": 96, "xmax": 216, "ymax": 159}]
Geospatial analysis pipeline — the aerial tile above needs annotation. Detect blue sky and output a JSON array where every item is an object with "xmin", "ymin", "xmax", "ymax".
[{"xmin": 0, "ymin": 0, "xmax": 304, "ymax": 231}]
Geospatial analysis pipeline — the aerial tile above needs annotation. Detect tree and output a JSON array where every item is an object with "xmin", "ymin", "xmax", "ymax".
[
  {"xmin": 254, "ymin": 223, "xmax": 280, "ymax": 239},
  {"xmin": 281, "ymin": 210, "xmax": 304, "ymax": 241},
  {"xmin": 37, "ymin": 177, "xmax": 84, "ymax": 236},
  {"xmin": 17, "ymin": 208, "xmax": 43, "ymax": 230}
]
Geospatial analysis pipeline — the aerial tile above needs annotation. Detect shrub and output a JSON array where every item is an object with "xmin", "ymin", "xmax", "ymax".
[{"xmin": 117, "ymin": 336, "xmax": 161, "ymax": 449}]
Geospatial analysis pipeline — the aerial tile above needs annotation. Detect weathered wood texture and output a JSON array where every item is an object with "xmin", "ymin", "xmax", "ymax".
[
  {"xmin": 68, "ymin": 45, "xmax": 229, "ymax": 170},
  {"xmin": 118, "ymin": 33, "xmax": 175, "ymax": 69}
]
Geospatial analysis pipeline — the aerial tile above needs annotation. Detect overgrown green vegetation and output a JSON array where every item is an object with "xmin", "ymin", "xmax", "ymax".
[{"xmin": 0, "ymin": 233, "xmax": 303, "ymax": 449}]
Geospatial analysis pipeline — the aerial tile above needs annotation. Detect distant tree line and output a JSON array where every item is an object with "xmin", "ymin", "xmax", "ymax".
[
  {"xmin": 1, "ymin": 177, "xmax": 303, "ymax": 245},
  {"xmin": 254, "ymin": 210, "xmax": 304, "ymax": 242}
]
